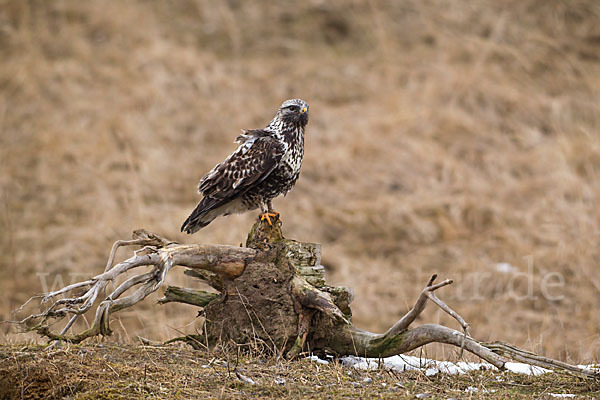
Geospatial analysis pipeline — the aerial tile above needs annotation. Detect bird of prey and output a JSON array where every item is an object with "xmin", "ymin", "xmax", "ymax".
[{"xmin": 181, "ymin": 99, "xmax": 309, "ymax": 234}]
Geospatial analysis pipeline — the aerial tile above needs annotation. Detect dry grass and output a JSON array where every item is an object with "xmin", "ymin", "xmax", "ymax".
[
  {"xmin": 1, "ymin": 344, "xmax": 599, "ymax": 399},
  {"xmin": 1, "ymin": 0, "xmax": 600, "ymax": 363}
]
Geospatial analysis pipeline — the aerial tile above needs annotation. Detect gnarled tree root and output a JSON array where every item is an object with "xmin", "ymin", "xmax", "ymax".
[
  {"xmin": 14, "ymin": 229, "xmax": 254, "ymax": 343},
  {"xmin": 12, "ymin": 221, "xmax": 598, "ymax": 380}
]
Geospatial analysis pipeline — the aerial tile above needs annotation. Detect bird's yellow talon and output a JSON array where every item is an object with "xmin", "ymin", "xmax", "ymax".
[{"xmin": 259, "ymin": 212, "xmax": 280, "ymax": 226}]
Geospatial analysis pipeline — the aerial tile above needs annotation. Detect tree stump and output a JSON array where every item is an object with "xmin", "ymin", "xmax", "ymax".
[
  {"xmin": 13, "ymin": 220, "xmax": 598, "ymax": 379},
  {"xmin": 197, "ymin": 220, "xmax": 352, "ymax": 357}
]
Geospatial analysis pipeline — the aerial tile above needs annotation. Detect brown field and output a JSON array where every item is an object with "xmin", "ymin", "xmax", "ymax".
[
  {"xmin": 2, "ymin": 345, "xmax": 599, "ymax": 399},
  {"xmin": 1, "ymin": 0, "xmax": 599, "ymax": 364}
]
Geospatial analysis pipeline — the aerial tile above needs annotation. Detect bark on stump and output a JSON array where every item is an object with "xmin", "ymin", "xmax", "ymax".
[{"xmin": 198, "ymin": 220, "xmax": 352, "ymax": 357}]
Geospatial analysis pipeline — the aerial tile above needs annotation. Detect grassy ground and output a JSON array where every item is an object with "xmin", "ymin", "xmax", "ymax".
[
  {"xmin": 1, "ymin": 0, "xmax": 600, "ymax": 365},
  {"xmin": 1, "ymin": 344, "xmax": 598, "ymax": 400}
]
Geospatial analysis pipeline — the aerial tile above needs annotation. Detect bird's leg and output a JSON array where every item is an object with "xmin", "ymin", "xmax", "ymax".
[
  {"xmin": 259, "ymin": 201, "xmax": 279, "ymax": 226},
  {"xmin": 267, "ymin": 200, "xmax": 280, "ymax": 215}
]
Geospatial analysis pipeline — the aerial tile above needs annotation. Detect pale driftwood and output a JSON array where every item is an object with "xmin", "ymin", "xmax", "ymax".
[
  {"xmin": 16, "ymin": 229, "xmax": 255, "ymax": 343},
  {"xmin": 482, "ymin": 341, "xmax": 598, "ymax": 378},
  {"xmin": 13, "ymin": 222, "xmax": 597, "ymax": 380}
]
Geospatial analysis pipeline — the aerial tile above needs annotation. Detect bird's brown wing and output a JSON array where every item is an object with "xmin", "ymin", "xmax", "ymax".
[
  {"xmin": 181, "ymin": 133, "xmax": 284, "ymax": 233},
  {"xmin": 196, "ymin": 133, "xmax": 285, "ymax": 210}
]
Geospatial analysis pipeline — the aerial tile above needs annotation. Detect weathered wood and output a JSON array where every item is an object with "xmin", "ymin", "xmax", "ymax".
[
  {"xmin": 331, "ymin": 324, "xmax": 506, "ymax": 367},
  {"xmin": 184, "ymin": 269, "xmax": 224, "ymax": 291},
  {"xmin": 283, "ymin": 240, "xmax": 321, "ymax": 269},
  {"xmin": 13, "ymin": 220, "xmax": 597, "ymax": 380},
  {"xmin": 167, "ymin": 244, "xmax": 255, "ymax": 280},
  {"xmin": 158, "ymin": 286, "xmax": 219, "ymax": 307},
  {"xmin": 290, "ymin": 275, "xmax": 349, "ymax": 324},
  {"xmin": 15, "ymin": 232, "xmax": 256, "ymax": 344},
  {"xmin": 286, "ymin": 308, "xmax": 315, "ymax": 359},
  {"xmin": 296, "ymin": 265, "xmax": 326, "ymax": 287}
]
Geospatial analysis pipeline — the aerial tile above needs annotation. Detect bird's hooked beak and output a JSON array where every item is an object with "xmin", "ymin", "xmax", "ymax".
[{"xmin": 300, "ymin": 106, "xmax": 307, "ymax": 114}]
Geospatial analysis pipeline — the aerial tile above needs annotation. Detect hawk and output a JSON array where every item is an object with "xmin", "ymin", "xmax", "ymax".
[{"xmin": 181, "ymin": 99, "xmax": 309, "ymax": 234}]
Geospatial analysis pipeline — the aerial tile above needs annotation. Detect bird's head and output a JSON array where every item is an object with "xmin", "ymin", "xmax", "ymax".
[{"xmin": 277, "ymin": 98, "xmax": 309, "ymax": 127}]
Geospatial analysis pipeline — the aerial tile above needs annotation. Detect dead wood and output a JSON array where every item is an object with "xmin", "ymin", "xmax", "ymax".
[{"xmin": 12, "ymin": 221, "xmax": 598, "ymax": 380}]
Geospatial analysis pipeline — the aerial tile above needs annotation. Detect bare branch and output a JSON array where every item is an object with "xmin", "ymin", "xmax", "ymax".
[
  {"xmin": 382, "ymin": 274, "xmax": 453, "ymax": 338},
  {"xmin": 484, "ymin": 341, "xmax": 598, "ymax": 379},
  {"xmin": 157, "ymin": 286, "xmax": 219, "ymax": 307},
  {"xmin": 60, "ymin": 315, "xmax": 79, "ymax": 335},
  {"xmin": 14, "ymin": 231, "xmax": 256, "ymax": 343},
  {"xmin": 425, "ymin": 291, "xmax": 470, "ymax": 336},
  {"xmin": 338, "ymin": 323, "xmax": 506, "ymax": 369},
  {"xmin": 286, "ymin": 308, "xmax": 316, "ymax": 359},
  {"xmin": 291, "ymin": 275, "xmax": 349, "ymax": 324},
  {"xmin": 108, "ymin": 272, "xmax": 156, "ymax": 301}
]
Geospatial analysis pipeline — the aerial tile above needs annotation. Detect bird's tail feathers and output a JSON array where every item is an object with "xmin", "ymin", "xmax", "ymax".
[
  {"xmin": 180, "ymin": 198, "xmax": 219, "ymax": 234},
  {"xmin": 180, "ymin": 216, "xmax": 212, "ymax": 234}
]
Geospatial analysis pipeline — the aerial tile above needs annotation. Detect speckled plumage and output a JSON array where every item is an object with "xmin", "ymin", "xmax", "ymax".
[{"xmin": 181, "ymin": 99, "xmax": 309, "ymax": 234}]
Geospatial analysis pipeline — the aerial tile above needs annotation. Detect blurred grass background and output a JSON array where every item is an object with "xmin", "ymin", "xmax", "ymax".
[{"xmin": 1, "ymin": 0, "xmax": 599, "ymax": 363}]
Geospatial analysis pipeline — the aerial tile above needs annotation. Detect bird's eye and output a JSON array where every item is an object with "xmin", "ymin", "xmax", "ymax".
[{"xmin": 287, "ymin": 105, "xmax": 299, "ymax": 112}]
